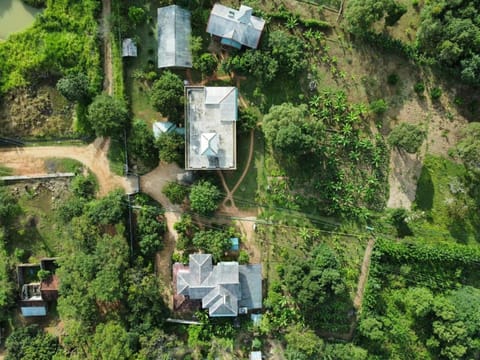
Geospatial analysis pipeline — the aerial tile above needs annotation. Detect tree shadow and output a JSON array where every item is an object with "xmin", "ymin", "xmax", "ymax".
[{"xmin": 415, "ymin": 165, "xmax": 434, "ymax": 211}]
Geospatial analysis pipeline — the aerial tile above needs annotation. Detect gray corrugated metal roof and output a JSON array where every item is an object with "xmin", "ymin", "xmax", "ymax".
[
  {"xmin": 206, "ymin": 4, "xmax": 265, "ymax": 49},
  {"xmin": 185, "ymin": 86, "xmax": 238, "ymax": 170},
  {"xmin": 176, "ymin": 254, "xmax": 262, "ymax": 316},
  {"xmin": 122, "ymin": 38, "xmax": 137, "ymax": 57},
  {"xmin": 158, "ymin": 5, "xmax": 192, "ymax": 68},
  {"xmin": 239, "ymin": 264, "xmax": 262, "ymax": 309}
]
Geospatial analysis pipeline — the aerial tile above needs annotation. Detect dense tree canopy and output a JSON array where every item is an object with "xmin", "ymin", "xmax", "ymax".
[
  {"xmin": 90, "ymin": 322, "xmax": 133, "ymax": 360},
  {"xmin": 192, "ymin": 229, "xmax": 233, "ymax": 262},
  {"xmin": 156, "ymin": 132, "xmax": 185, "ymax": 164},
  {"xmin": 417, "ymin": 1, "xmax": 480, "ymax": 84},
  {"xmin": 189, "ymin": 180, "xmax": 221, "ymax": 215},
  {"xmin": 5, "ymin": 325, "xmax": 59, "ymax": 360},
  {"xmin": 87, "ymin": 94, "xmax": 128, "ymax": 137},
  {"xmin": 128, "ymin": 119, "xmax": 159, "ymax": 171},
  {"xmin": 346, "ymin": 0, "xmax": 406, "ymax": 33},
  {"xmin": 56, "ymin": 73, "xmax": 90, "ymax": 102},
  {"xmin": 150, "ymin": 71, "xmax": 184, "ymax": 119},
  {"xmin": 281, "ymin": 244, "xmax": 346, "ymax": 323},
  {"xmin": 454, "ymin": 122, "xmax": 480, "ymax": 172},
  {"xmin": 388, "ymin": 123, "xmax": 426, "ymax": 153},
  {"xmin": 162, "ymin": 182, "xmax": 189, "ymax": 204},
  {"xmin": 262, "ymin": 103, "xmax": 316, "ymax": 156}
]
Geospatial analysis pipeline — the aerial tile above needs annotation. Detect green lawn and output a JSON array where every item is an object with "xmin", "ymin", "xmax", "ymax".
[
  {"xmin": 222, "ymin": 131, "xmax": 264, "ymax": 209},
  {"xmin": 43, "ymin": 158, "xmax": 84, "ymax": 173},
  {"xmin": 412, "ymin": 154, "xmax": 480, "ymax": 245},
  {"xmin": 6, "ymin": 185, "xmax": 70, "ymax": 261}
]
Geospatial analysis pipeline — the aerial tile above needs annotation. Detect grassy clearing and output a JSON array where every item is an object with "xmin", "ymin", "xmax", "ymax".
[
  {"xmin": 222, "ymin": 131, "xmax": 264, "ymax": 208},
  {"xmin": 5, "ymin": 183, "xmax": 71, "ymax": 261},
  {"xmin": 0, "ymin": 165, "xmax": 13, "ymax": 176},
  {"xmin": 411, "ymin": 155, "xmax": 480, "ymax": 245},
  {"xmin": 108, "ymin": 137, "xmax": 126, "ymax": 176},
  {"xmin": 124, "ymin": 3, "xmax": 162, "ymax": 126},
  {"xmin": 43, "ymin": 158, "xmax": 84, "ymax": 173}
]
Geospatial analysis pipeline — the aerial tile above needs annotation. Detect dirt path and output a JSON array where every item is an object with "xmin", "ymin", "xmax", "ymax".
[
  {"xmin": 318, "ymin": 237, "xmax": 376, "ymax": 341},
  {"xmin": 0, "ymin": 138, "xmax": 130, "ymax": 195},
  {"xmin": 101, "ymin": 0, "xmax": 113, "ymax": 96}
]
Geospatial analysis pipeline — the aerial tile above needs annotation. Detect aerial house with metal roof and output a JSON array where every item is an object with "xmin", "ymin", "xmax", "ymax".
[
  {"xmin": 185, "ymin": 86, "xmax": 238, "ymax": 170},
  {"xmin": 157, "ymin": 5, "xmax": 193, "ymax": 68},
  {"xmin": 206, "ymin": 3, "xmax": 266, "ymax": 49}
]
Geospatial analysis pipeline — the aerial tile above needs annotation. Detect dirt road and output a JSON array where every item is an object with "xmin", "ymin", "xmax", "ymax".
[{"xmin": 0, "ymin": 138, "xmax": 129, "ymax": 195}]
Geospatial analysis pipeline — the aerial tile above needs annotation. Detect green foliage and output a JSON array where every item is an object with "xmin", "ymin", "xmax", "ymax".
[
  {"xmin": 0, "ymin": 230, "xmax": 13, "ymax": 322},
  {"xmin": 0, "ymin": 187, "xmax": 21, "ymax": 227},
  {"xmin": 262, "ymin": 103, "xmax": 315, "ymax": 156},
  {"xmin": 239, "ymin": 106, "xmax": 259, "ymax": 133},
  {"xmin": 222, "ymin": 49, "xmax": 279, "ymax": 83},
  {"xmin": 86, "ymin": 190, "xmax": 126, "ymax": 226},
  {"xmin": 56, "ymin": 73, "xmax": 90, "ymax": 102},
  {"xmin": 71, "ymin": 174, "xmax": 97, "ymax": 199},
  {"xmin": 267, "ymin": 30, "xmax": 308, "ymax": 76},
  {"xmin": 323, "ymin": 343, "xmax": 368, "ymax": 360},
  {"xmin": 284, "ymin": 325, "xmax": 323, "ymax": 359},
  {"xmin": 5, "ymin": 325, "xmax": 59, "ymax": 360},
  {"xmin": 369, "ymin": 99, "xmax": 388, "ymax": 115},
  {"xmin": 430, "ymin": 87, "xmax": 442, "ymax": 100},
  {"xmin": 155, "ymin": 132, "xmax": 185, "ymax": 164},
  {"xmin": 346, "ymin": 0, "xmax": 402, "ymax": 33},
  {"xmin": 0, "ymin": 0, "xmax": 101, "ymax": 94},
  {"xmin": 281, "ymin": 243, "xmax": 346, "ymax": 327},
  {"xmin": 125, "ymin": 266, "xmax": 169, "ymax": 334},
  {"xmin": 87, "ymin": 94, "xmax": 128, "ymax": 137},
  {"xmin": 90, "ymin": 322, "xmax": 133, "ymax": 360},
  {"xmin": 387, "ymin": 73, "xmax": 399, "ymax": 86},
  {"xmin": 37, "ymin": 269, "xmax": 51, "ymax": 281},
  {"xmin": 128, "ymin": 6, "xmax": 146, "ymax": 25},
  {"xmin": 22, "ymin": 0, "xmax": 46, "ymax": 7},
  {"xmin": 192, "ymin": 229, "xmax": 232, "ymax": 262},
  {"xmin": 390, "ymin": 208, "xmax": 413, "ymax": 238},
  {"xmin": 414, "ymin": 82, "xmax": 425, "ymax": 95},
  {"xmin": 455, "ymin": 123, "xmax": 480, "ymax": 173},
  {"xmin": 136, "ymin": 205, "xmax": 166, "ymax": 259},
  {"xmin": 128, "ymin": 119, "xmax": 159, "ymax": 171},
  {"xmin": 417, "ymin": 1, "xmax": 480, "ymax": 85},
  {"xmin": 388, "ymin": 123, "xmax": 425, "ymax": 153},
  {"xmin": 238, "ymin": 249, "xmax": 250, "ymax": 264},
  {"xmin": 150, "ymin": 71, "xmax": 184, "ymax": 119},
  {"xmin": 162, "ymin": 182, "xmax": 189, "ymax": 204},
  {"xmin": 189, "ymin": 180, "xmax": 221, "ymax": 215},
  {"xmin": 194, "ymin": 53, "xmax": 218, "ymax": 77}
]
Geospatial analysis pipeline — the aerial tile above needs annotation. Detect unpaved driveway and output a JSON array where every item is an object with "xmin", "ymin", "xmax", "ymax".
[{"xmin": 0, "ymin": 138, "xmax": 129, "ymax": 195}]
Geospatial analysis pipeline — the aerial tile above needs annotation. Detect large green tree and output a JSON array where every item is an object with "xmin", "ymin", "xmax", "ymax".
[
  {"xmin": 156, "ymin": 132, "xmax": 185, "ymax": 164},
  {"xmin": 5, "ymin": 325, "xmax": 60, "ymax": 360},
  {"xmin": 150, "ymin": 71, "xmax": 184, "ymax": 119},
  {"xmin": 90, "ymin": 322, "xmax": 133, "ymax": 360},
  {"xmin": 262, "ymin": 103, "xmax": 316, "ymax": 157},
  {"xmin": 56, "ymin": 73, "xmax": 90, "ymax": 102},
  {"xmin": 418, "ymin": 1, "xmax": 480, "ymax": 84},
  {"xmin": 454, "ymin": 122, "xmax": 480, "ymax": 172},
  {"xmin": 192, "ymin": 229, "xmax": 232, "ymax": 261},
  {"xmin": 128, "ymin": 119, "xmax": 158, "ymax": 170},
  {"xmin": 87, "ymin": 94, "xmax": 128, "ymax": 137},
  {"xmin": 189, "ymin": 180, "xmax": 221, "ymax": 215}
]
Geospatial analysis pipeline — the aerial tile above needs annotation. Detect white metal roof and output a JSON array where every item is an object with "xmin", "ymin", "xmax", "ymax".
[
  {"xmin": 122, "ymin": 38, "xmax": 137, "ymax": 57},
  {"xmin": 185, "ymin": 86, "xmax": 238, "ymax": 170}
]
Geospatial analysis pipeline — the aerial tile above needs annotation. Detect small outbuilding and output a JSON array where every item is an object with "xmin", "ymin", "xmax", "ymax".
[
  {"xmin": 250, "ymin": 351, "xmax": 262, "ymax": 360},
  {"xmin": 122, "ymin": 38, "xmax": 137, "ymax": 57}
]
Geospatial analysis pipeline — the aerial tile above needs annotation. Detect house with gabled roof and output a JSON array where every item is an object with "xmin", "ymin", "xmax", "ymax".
[
  {"xmin": 174, "ymin": 254, "xmax": 262, "ymax": 317},
  {"xmin": 206, "ymin": 3, "xmax": 266, "ymax": 49},
  {"xmin": 157, "ymin": 5, "xmax": 192, "ymax": 68},
  {"xmin": 185, "ymin": 86, "xmax": 238, "ymax": 170}
]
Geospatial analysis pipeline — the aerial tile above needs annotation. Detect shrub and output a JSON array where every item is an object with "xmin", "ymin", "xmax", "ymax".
[
  {"xmin": 414, "ymin": 82, "xmax": 425, "ymax": 94},
  {"xmin": 387, "ymin": 73, "xmax": 399, "ymax": 85},
  {"xmin": 430, "ymin": 87, "xmax": 442, "ymax": 101},
  {"xmin": 388, "ymin": 123, "xmax": 426, "ymax": 153},
  {"xmin": 370, "ymin": 99, "xmax": 388, "ymax": 115},
  {"xmin": 189, "ymin": 180, "xmax": 221, "ymax": 215},
  {"xmin": 162, "ymin": 182, "xmax": 189, "ymax": 204}
]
